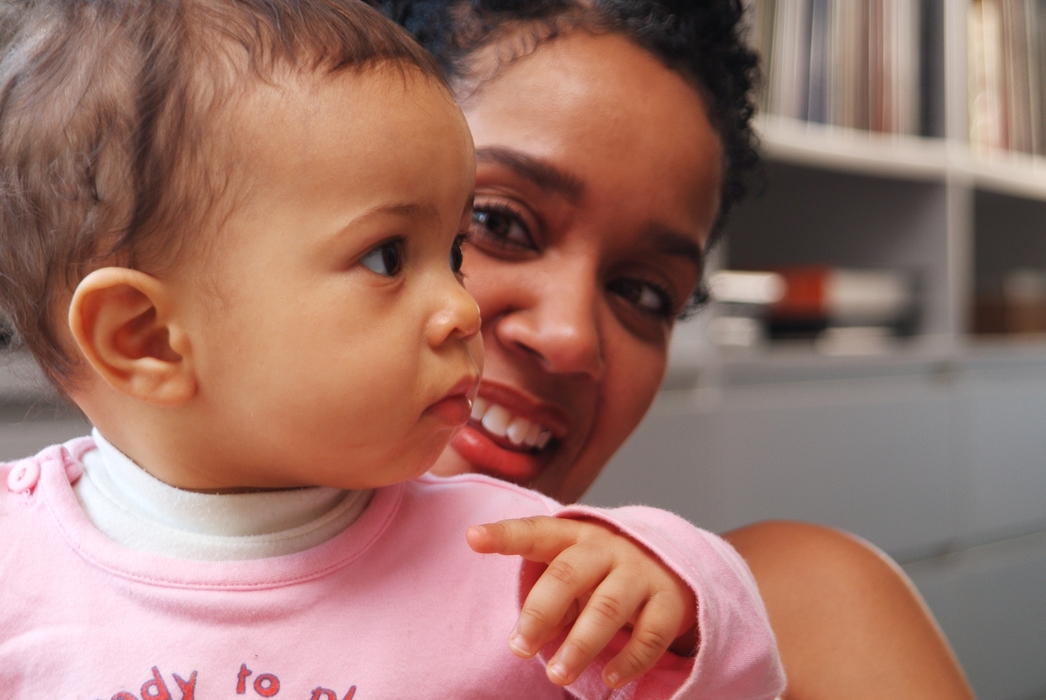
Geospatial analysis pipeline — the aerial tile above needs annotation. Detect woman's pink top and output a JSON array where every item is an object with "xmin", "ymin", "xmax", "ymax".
[{"xmin": 0, "ymin": 437, "xmax": 785, "ymax": 699}]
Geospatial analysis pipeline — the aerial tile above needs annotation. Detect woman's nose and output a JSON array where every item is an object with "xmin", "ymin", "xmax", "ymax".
[
  {"xmin": 493, "ymin": 272, "xmax": 606, "ymax": 380},
  {"xmin": 427, "ymin": 277, "xmax": 481, "ymax": 348}
]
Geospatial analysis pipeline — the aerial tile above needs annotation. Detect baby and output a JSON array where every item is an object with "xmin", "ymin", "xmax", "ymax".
[{"xmin": 0, "ymin": 0, "xmax": 784, "ymax": 698}]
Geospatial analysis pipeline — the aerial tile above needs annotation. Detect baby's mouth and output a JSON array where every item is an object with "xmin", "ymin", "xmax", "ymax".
[{"xmin": 468, "ymin": 397, "xmax": 555, "ymax": 453}]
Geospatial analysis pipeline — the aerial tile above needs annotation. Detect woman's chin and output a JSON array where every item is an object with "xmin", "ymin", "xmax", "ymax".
[{"xmin": 443, "ymin": 424, "xmax": 545, "ymax": 484}]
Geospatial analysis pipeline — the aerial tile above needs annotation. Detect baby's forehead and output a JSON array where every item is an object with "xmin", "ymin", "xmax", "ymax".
[
  {"xmin": 219, "ymin": 64, "xmax": 465, "ymax": 178},
  {"xmin": 199, "ymin": 64, "xmax": 473, "ymax": 247}
]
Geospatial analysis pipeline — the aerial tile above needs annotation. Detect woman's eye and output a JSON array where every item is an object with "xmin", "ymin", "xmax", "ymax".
[
  {"xmin": 360, "ymin": 240, "xmax": 403, "ymax": 277},
  {"xmin": 470, "ymin": 205, "xmax": 534, "ymax": 250},
  {"xmin": 449, "ymin": 235, "xmax": 465, "ymax": 273},
  {"xmin": 608, "ymin": 278, "xmax": 674, "ymax": 318}
]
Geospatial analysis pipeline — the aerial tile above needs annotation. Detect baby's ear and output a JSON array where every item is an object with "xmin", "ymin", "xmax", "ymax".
[{"xmin": 68, "ymin": 267, "xmax": 196, "ymax": 406}]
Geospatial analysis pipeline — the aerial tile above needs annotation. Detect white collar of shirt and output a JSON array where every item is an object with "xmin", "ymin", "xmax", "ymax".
[{"xmin": 73, "ymin": 428, "xmax": 371, "ymax": 561}]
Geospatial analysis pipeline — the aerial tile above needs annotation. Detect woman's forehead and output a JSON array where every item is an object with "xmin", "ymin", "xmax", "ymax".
[
  {"xmin": 462, "ymin": 31, "xmax": 718, "ymax": 165},
  {"xmin": 463, "ymin": 30, "xmax": 722, "ymax": 248}
]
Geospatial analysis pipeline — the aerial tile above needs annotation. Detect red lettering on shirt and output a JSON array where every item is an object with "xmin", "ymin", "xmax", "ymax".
[
  {"xmin": 173, "ymin": 671, "xmax": 197, "ymax": 700},
  {"xmin": 253, "ymin": 673, "xmax": 280, "ymax": 697},
  {"xmin": 141, "ymin": 666, "xmax": 172, "ymax": 700},
  {"xmin": 308, "ymin": 687, "xmax": 356, "ymax": 700},
  {"xmin": 236, "ymin": 664, "xmax": 252, "ymax": 694}
]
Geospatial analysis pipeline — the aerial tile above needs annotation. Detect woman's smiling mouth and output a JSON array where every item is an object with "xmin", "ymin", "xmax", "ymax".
[
  {"xmin": 448, "ymin": 382, "xmax": 569, "ymax": 482},
  {"xmin": 469, "ymin": 397, "xmax": 553, "ymax": 451}
]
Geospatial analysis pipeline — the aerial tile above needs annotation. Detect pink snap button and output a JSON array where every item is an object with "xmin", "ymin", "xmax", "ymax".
[{"xmin": 7, "ymin": 459, "xmax": 40, "ymax": 493}]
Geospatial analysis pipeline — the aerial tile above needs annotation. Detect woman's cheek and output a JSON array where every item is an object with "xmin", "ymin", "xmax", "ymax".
[{"xmin": 603, "ymin": 332, "xmax": 668, "ymax": 444}]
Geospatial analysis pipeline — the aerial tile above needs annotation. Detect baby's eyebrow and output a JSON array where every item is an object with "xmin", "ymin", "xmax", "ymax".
[
  {"xmin": 476, "ymin": 147, "xmax": 585, "ymax": 203},
  {"xmin": 372, "ymin": 202, "xmax": 437, "ymax": 220},
  {"xmin": 348, "ymin": 202, "xmax": 441, "ymax": 227},
  {"xmin": 326, "ymin": 202, "xmax": 442, "ymax": 247}
]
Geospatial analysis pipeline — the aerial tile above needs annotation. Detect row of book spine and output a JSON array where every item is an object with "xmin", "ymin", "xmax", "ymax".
[
  {"xmin": 749, "ymin": 0, "xmax": 923, "ymax": 135},
  {"xmin": 968, "ymin": 0, "xmax": 1046, "ymax": 157}
]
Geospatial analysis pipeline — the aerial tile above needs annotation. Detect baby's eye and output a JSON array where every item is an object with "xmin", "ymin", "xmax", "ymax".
[
  {"xmin": 360, "ymin": 240, "xmax": 403, "ymax": 277},
  {"xmin": 450, "ymin": 235, "xmax": 465, "ymax": 273},
  {"xmin": 470, "ymin": 204, "xmax": 534, "ymax": 251},
  {"xmin": 608, "ymin": 278, "xmax": 674, "ymax": 319}
]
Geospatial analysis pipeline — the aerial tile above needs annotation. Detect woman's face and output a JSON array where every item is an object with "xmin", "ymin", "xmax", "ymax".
[{"xmin": 429, "ymin": 30, "xmax": 723, "ymax": 503}]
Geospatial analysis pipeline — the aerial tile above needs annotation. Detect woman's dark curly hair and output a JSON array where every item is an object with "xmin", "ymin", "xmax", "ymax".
[{"xmin": 373, "ymin": 0, "xmax": 761, "ymax": 244}]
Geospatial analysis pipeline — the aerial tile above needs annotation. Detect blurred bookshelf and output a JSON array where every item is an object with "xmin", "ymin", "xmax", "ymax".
[{"xmin": 667, "ymin": 0, "xmax": 1046, "ymax": 384}]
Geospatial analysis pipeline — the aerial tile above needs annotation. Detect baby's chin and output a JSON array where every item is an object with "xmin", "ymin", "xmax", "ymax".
[{"xmin": 427, "ymin": 446, "xmax": 474, "ymax": 479}]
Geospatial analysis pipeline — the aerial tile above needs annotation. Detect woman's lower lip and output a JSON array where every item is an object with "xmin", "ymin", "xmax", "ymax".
[
  {"xmin": 450, "ymin": 424, "xmax": 543, "ymax": 482},
  {"xmin": 426, "ymin": 396, "xmax": 473, "ymax": 426}
]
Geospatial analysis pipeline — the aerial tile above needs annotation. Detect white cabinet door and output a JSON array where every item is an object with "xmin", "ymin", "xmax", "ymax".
[
  {"xmin": 955, "ymin": 367, "xmax": 1046, "ymax": 539},
  {"xmin": 589, "ymin": 373, "xmax": 958, "ymax": 558},
  {"xmin": 907, "ymin": 531, "xmax": 1046, "ymax": 700}
]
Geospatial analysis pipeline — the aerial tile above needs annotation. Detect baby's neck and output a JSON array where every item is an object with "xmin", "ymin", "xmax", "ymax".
[{"xmin": 72, "ymin": 430, "xmax": 373, "ymax": 560}]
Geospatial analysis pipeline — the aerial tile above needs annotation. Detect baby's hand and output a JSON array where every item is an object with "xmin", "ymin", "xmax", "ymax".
[{"xmin": 466, "ymin": 516, "xmax": 697, "ymax": 689}]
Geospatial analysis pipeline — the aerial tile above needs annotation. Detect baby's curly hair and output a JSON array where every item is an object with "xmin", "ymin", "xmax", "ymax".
[{"xmin": 374, "ymin": 0, "xmax": 761, "ymax": 246}]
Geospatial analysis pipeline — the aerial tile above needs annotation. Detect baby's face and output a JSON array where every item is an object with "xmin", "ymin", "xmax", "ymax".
[{"xmin": 169, "ymin": 66, "xmax": 481, "ymax": 490}]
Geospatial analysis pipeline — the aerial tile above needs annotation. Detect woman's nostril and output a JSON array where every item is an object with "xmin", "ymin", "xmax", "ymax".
[
  {"xmin": 515, "ymin": 335, "xmax": 603, "ymax": 378},
  {"xmin": 493, "ymin": 304, "xmax": 602, "ymax": 375},
  {"xmin": 513, "ymin": 340, "xmax": 546, "ymax": 362}
]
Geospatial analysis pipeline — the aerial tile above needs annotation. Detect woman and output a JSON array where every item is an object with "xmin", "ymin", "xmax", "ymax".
[{"xmin": 378, "ymin": 1, "xmax": 975, "ymax": 698}]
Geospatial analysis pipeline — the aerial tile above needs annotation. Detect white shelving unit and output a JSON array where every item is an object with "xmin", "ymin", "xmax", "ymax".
[{"xmin": 586, "ymin": 2, "xmax": 1046, "ymax": 698}]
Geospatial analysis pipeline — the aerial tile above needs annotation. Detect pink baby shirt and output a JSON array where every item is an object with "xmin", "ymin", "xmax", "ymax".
[{"xmin": 1, "ymin": 437, "xmax": 785, "ymax": 700}]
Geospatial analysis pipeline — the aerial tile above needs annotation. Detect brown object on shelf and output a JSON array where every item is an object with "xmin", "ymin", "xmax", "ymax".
[
  {"xmin": 1006, "ymin": 301, "xmax": 1046, "ymax": 332},
  {"xmin": 1004, "ymin": 268, "xmax": 1046, "ymax": 333},
  {"xmin": 973, "ymin": 269, "xmax": 1046, "ymax": 335},
  {"xmin": 974, "ymin": 296, "xmax": 1046, "ymax": 334},
  {"xmin": 973, "ymin": 297, "xmax": 1007, "ymax": 334}
]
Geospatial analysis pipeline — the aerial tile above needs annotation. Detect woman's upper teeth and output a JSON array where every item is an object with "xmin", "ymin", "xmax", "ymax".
[{"xmin": 471, "ymin": 397, "xmax": 552, "ymax": 449}]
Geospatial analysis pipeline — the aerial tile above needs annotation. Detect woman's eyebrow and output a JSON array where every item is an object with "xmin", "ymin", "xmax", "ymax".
[
  {"xmin": 648, "ymin": 225, "xmax": 704, "ymax": 271},
  {"xmin": 476, "ymin": 147, "xmax": 585, "ymax": 202}
]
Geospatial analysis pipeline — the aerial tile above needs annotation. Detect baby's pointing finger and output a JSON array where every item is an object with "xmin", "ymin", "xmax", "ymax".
[{"xmin": 466, "ymin": 516, "xmax": 582, "ymax": 562}]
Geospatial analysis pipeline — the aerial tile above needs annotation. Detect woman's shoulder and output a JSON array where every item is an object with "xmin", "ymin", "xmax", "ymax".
[
  {"xmin": 724, "ymin": 520, "xmax": 974, "ymax": 700},
  {"xmin": 726, "ymin": 520, "xmax": 895, "ymax": 568}
]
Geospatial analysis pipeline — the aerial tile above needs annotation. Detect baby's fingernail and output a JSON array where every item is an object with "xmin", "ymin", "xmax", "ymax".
[
  {"xmin": 548, "ymin": 660, "xmax": 569, "ymax": 683},
  {"xmin": 605, "ymin": 671, "xmax": 621, "ymax": 688},
  {"xmin": 509, "ymin": 635, "xmax": 533, "ymax": 657}
]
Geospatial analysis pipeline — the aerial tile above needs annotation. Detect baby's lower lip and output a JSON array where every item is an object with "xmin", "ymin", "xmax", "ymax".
[{"xmin": 426, "ymin": 396, "xmax": 472, "ymax": 426}]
